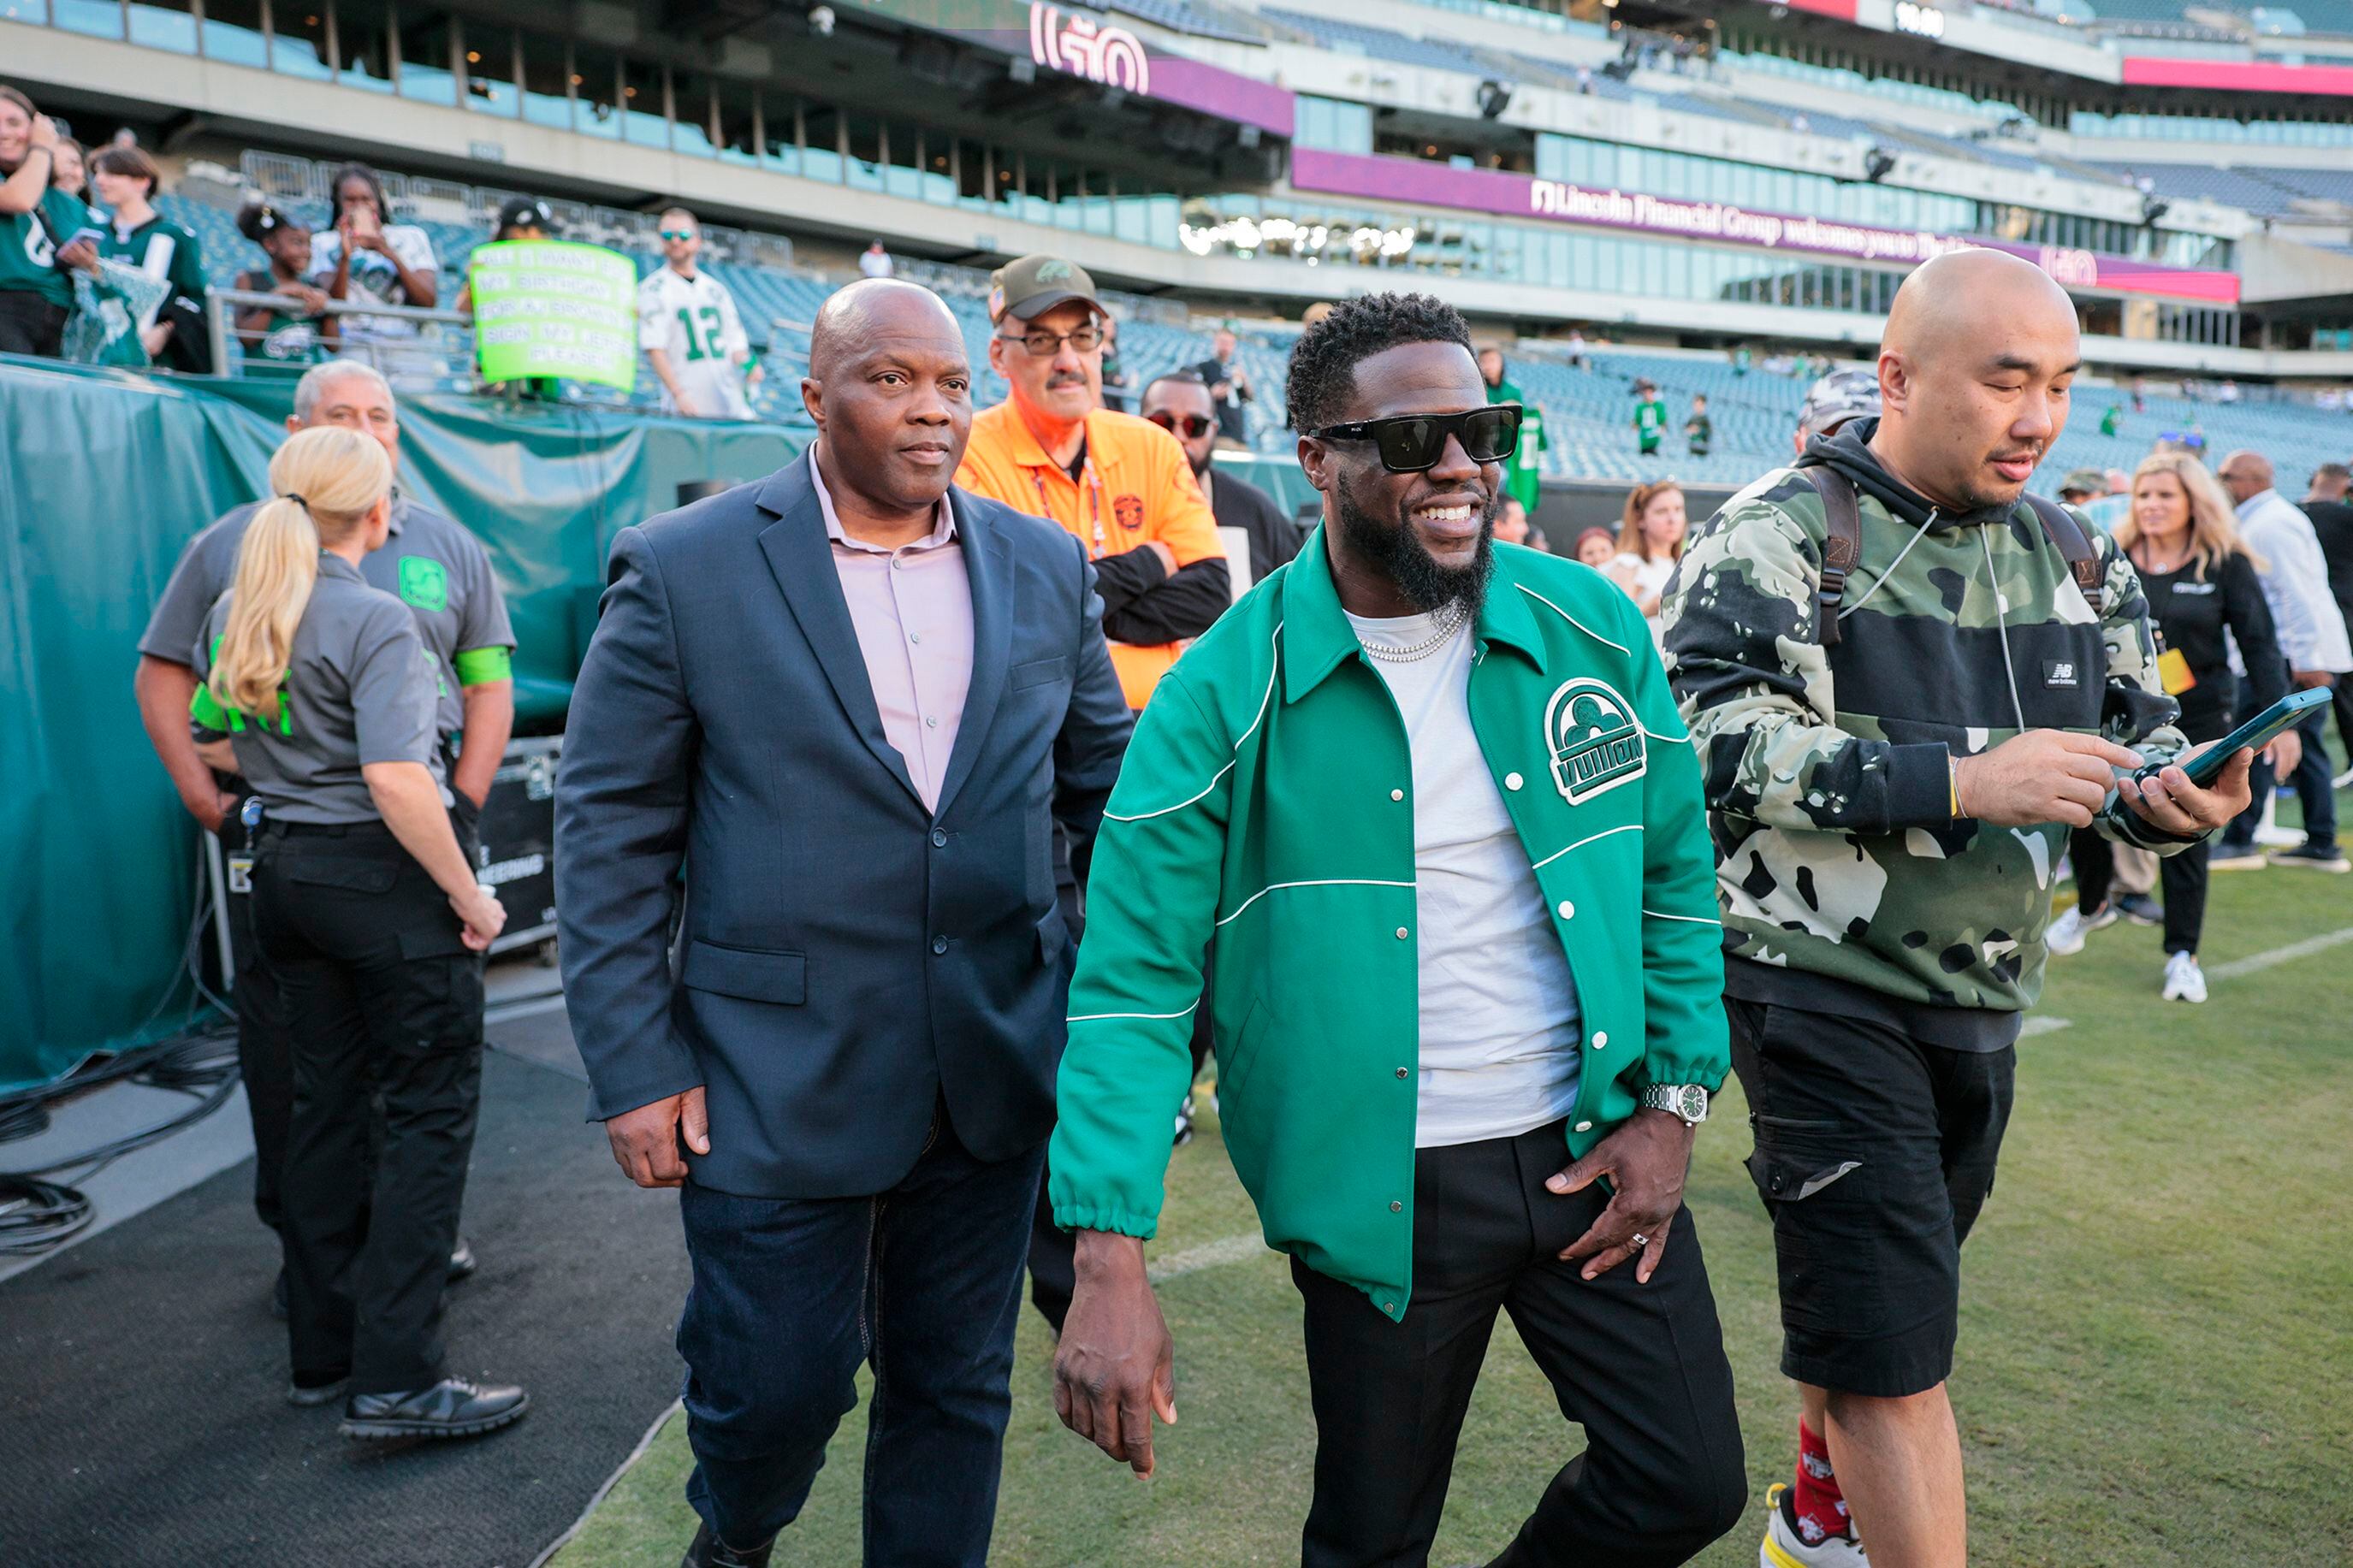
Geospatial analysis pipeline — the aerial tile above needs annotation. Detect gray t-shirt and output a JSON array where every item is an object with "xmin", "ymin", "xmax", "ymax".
[
  {"xmin": 141, "ymin": 494, "xmax": 513, "ymax": 738},
  {"xmin": 191, "ymin": 556, "xmax": 447, "ymax": 825}
]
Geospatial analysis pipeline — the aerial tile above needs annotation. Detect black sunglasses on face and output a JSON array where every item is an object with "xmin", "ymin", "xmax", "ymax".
[
  {"xmin": 1310, "ymin": 405, "xmax": 1521, "ymax": 473},
  {"xmin": 1147, "ymin": 411, "xmax": 1216, "ymax": 440}
]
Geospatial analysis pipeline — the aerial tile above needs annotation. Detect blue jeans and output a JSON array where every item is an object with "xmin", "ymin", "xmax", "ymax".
[{"xmin": 675, "ymin": 1113, "xmax": 1045, "ymax": 1561}]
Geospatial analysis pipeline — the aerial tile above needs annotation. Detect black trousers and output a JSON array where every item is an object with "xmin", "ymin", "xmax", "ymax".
[
  {"xmin": 2071, "ymin": 828, "xmax": 2210, "ymax": 954},
  {"xmin": 219, "ymin": 800, "xmax": 293, "ymax": 1240},
  {"xmin": 1292, "ymin": 1120, "xmax": 1746, "ymax": 1568},
  {"xmin": 0, "ymin": 290, "xmax": 66, "ymax": 357},
  {"xmin": 252, "ymin": 817, "xmax": 486, "ymax": 1394}
]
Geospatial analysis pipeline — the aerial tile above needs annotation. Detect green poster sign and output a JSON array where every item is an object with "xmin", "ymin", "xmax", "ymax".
[{"xmin": 470, "ymin": 240, "xmax": 638, "ymax": 391}]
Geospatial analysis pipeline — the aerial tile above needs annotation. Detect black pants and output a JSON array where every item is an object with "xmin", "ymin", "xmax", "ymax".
[
  {"xmin": 252, "ymin": 817, "xmax": 485, "ymax": 1394},
  {"xmin": 2071, "ymin": 828, "xmax": 2210, "ymax": 954},
  {"xmin": 219, "ymin": 800, "xmax": 293, "ymax": 1240},
  {"xmin": 0, "ymin": 290, "xmax": 66, "ymax": 357},
  {"xmin": 1291, "ymin": 1121, "xmax": 1746, "ymax": 1568}
]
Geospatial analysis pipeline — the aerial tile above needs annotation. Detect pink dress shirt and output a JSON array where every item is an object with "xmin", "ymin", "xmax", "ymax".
[{"xmin": 809, "ymin": 456, "xmax": 975, "ymax": 814}]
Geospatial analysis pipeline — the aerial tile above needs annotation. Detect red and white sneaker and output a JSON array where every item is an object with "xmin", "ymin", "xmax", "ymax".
[{"xmin": 1761, "ymin": 1482, "xmax": 1868, "ymax": 1568}]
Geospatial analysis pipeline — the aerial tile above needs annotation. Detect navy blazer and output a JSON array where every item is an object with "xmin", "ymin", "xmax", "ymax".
[{"xmin": 555, "ymin": 453, "xmax": 1132, "ymax": 1198}]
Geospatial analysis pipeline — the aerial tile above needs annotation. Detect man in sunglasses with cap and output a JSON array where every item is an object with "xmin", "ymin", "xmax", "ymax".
[
  {"xmin": 1046, "ymin": 293, "xmax": 1746, "ymax": 1566},
  {"xmin": 638, "ymin": 206, "xmax": 760, "ymax": 420}
]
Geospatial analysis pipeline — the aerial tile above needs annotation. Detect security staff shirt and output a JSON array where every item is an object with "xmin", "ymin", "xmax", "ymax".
[
  {"xmin": 142, "ymin": 494, "xmax": 514, "ymax": 737},
  {"xmin": 190, "ymin": 555, "xmax": 447, "ymax": 825}
]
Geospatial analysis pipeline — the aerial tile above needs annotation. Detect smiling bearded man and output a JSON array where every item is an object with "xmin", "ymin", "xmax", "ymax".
[{"xmin": 1043, "ymin": 292, "xmax": 1748, "ymax": 1568}]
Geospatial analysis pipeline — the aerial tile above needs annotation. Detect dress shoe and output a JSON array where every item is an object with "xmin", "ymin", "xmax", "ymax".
[
  {"xmin": 341, "ymin": 1377, "xmax": 529, "ymax": 1440},
  {"xmin": 447, "ymin": 1237, "xmax": 478, "ymax": 1281},
  {"xmin": 680, "ymin": 1521, "xmax": 775, "ymax": 1568}
]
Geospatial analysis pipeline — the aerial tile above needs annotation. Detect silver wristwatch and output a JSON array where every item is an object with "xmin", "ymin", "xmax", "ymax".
[{"xmin": 1639, "ymin": 1083, "xmax": 1710, "ymax": 1127}]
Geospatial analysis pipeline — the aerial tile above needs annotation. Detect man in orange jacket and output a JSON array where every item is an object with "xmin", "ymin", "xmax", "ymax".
[{"xmin": 958, "ymin": 254, "xmax": 1229, "ymax": 711}]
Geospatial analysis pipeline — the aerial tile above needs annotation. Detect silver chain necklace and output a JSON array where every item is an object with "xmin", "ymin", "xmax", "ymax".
[{"xmin": 1355, "ymin": 598, "xmax": 1469, "ymax": 664}]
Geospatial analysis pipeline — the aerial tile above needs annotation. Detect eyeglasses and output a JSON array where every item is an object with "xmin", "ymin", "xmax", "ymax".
[
  {"xmin": 1310, "ymin": 405, "xmax": 1520, "ymax": 473},
  {"xmin": 658, "ymin": 229, "xmax": 696, "ymax": 241},
  {"xmin": 998, "ymin": 325, "xmax": 1104, "ymax": 358},
  {"xmin": 1147, "ymin": 411, "xmax": 1216, "ymax": 440}
]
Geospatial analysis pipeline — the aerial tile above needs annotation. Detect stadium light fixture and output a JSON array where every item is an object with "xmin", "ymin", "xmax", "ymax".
[{"xmin": 1478, "ymin": 80, "xmax": 1513, "ymax": 120}]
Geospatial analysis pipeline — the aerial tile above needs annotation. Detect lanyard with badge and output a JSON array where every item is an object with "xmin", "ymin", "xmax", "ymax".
[{"xmin": 1029, "ymin": 453, "xmax": 1109, "ymax": 557}]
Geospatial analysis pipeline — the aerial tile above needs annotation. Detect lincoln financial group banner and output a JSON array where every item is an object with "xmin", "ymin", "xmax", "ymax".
[{"xmin": 470, "ymin": 241, "xmax": 640, "ymax": 390}]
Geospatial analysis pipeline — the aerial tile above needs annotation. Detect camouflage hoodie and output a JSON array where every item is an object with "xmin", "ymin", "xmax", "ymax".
[{"xmin": 1660, "ymin": 419, "xmax": 2190, "ymax": 1035}]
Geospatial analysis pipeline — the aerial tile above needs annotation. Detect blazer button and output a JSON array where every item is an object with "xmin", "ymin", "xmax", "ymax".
[
  {"xmin": 932, "ymin": 829, "xmax": 947, "ymax": 848},
  {"xmin": 931, "ymin": 936, "xmax": 949, "ymax": 955}
]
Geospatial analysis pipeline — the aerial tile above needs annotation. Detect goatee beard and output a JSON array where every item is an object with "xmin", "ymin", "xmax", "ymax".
[{"xmin": 1336, "ymin": 485, "xmax": 1497, "ymax": 618}]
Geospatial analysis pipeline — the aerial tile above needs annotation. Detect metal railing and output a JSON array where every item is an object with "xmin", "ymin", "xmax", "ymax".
[{"xmin": 204, "ymin": 288, "xmax": 480, "ymax": 392}]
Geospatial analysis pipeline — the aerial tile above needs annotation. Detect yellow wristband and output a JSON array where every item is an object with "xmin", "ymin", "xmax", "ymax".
[{"xmin": 1948, "ymin": 754, "xmax": 1963, "ymax": 818}]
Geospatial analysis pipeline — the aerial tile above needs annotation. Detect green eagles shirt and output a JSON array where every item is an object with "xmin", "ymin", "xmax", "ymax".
[
  {"xmin": 98, "ymin": 211, "xmax": 207, "ymax": 334},
  {"xmin": 1, "ymin": 186, "xmax": 90, "ymax": 308},
  {"xmin": 1049, "ymin": 530, "xmax": 1728, "ymax": 1320},
  {"xmin": 1686, "ymin": 413, "xmax": 1712, "ymax": 457},
  {"xmin": 1487, "ymin": 376, "xmax": 1547, "ymax": 515},
  {"xmin": 1635, "ymin": 398, "xmax": 1666, "ymax": 451}
]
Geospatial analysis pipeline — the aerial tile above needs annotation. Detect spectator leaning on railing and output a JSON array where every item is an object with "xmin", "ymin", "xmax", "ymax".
[
  {"xmin": 310, "ymin": 161, "xmax": 441, "ymax": 378},
  {"xmin": 0, "ymin": 86, "xmax": 100, "ymax": 358},
  {"xmin": 233, "ymin": 198, "xmax": 337, "ymax": 364}
]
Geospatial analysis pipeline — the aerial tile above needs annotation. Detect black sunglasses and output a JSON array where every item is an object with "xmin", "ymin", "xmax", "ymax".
[
  {"xmin": 1147, "ymin": 411, "xmax": 1216, "ymax": 440},
  {"xmin": 1310, "ymin": 405, "xmax": 1520, "ymax": 473}
]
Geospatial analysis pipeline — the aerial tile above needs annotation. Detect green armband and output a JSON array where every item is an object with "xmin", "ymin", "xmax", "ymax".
[{"xmin": 453, "ymin": 647, "xmax": 513, "ymax": 685}]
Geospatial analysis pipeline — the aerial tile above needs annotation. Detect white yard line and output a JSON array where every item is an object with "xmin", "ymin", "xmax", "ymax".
[
  {"xmin": 1148, "ymin": 1232, "xmax": 1273, "ymax": 1283},
  {"xmin": 530, "ymin": 1399, "xmax": 685, "ymax": 1568},
  {"xmin": 2019, "ymin": 1015, "xmax": 2072, "ymax": 1038},
  {"xmin": 2208, "ymin": 924, "xmax": 2353, "ymax": 983}
]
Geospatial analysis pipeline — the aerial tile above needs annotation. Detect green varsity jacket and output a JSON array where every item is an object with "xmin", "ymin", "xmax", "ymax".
[{"xmin": 1047, "ymin": 528, "xmax": 1728, "ymax": 1321}]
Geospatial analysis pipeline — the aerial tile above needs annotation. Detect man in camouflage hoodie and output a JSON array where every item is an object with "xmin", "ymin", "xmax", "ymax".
[{"xmin": 1662, "ymin": 251, "xmax": 2251, "ymax": 1568}]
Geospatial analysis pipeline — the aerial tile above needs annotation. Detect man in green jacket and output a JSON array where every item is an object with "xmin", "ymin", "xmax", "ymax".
[{"xmin": 1048, "ymin": 294, "xmax": 1746, "ymax": 1566}]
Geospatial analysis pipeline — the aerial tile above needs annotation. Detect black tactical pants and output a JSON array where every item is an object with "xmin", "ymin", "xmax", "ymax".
[{"xmin": 252, "ymin": 816, "xmax": 485, "ymax": 1395}]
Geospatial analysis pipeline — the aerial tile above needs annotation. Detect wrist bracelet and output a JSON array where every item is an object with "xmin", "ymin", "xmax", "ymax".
[{"xmin": 1948, "ymin": 754, "xmax": 1964, "ymax": 818}]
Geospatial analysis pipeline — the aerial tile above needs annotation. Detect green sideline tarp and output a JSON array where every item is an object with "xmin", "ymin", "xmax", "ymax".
[{"xmin": 0, "ymin": 358, "xmax": 803, "ymax": 1092}]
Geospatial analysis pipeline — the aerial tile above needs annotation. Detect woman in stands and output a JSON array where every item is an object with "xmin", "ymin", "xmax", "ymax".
[
  {"xmin": 189, "ymin": 425, "xmax": 526, "ymax": 1441},
  {"xmin": 92, "ymin": 145, "xmax": 209, "ymax": 370},
  {"xmin": 2051, "ymin": 452, "xmax": 2292, "ymax": 1004},
  {"xmin": 0, "ymin": 86, "xmax": 99, "ymax": 358},
  {"xmin": 48, "ymin": 134, "xmax": 87, "ymax": 203},
  {"xmin": 234, "ymin": 198, "xmax": 338, "ymax": 363},
  {"xmin": 308, "ymin": 160, "xmax": 441, "ymax": 383},
  {"xmin": 1606, "ymin": 478, "xmax": 1687, "ymax": 642}
]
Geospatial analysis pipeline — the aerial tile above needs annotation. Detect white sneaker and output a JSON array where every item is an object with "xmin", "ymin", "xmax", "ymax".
[
  {"xmin": 2044, "ymin": 902, "xmax": 2116, "ymax": 956},
  {"xmin": 2161, "ymin": 950, "xmax": 2208, "ymax": 1004},
  {"xmin": 1760, "ymin": 1482, "xmax": 1867, "ymax": 1567}
]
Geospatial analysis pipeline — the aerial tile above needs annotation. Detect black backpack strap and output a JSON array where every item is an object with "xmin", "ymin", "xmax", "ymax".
[
  {"xmin": 1798, "ymin": 466, "xmax": 1862, "ymax": 647},
  {"xmin": 2024, "ymin": 493, "xmax": 2106, "ymax": 617}
]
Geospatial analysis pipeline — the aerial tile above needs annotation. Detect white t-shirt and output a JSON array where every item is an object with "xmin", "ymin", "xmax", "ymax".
[
  {"xmin": 637, "ymin": 265, "xmax": 753, "ymax": 419},
  {"xmin": 1347, "ymin": 607, "xmax": 1583, "ymax": 1149},
  {"xmin": 1612, "ymin": 551, "xmax": 1676, "ymax": 646},
  {"xmin": 310, "ymin": 224, "xmax": 439, "ymax": 344}
]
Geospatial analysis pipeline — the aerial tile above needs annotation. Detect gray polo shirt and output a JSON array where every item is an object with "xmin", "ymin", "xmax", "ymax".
[
  {"xmin": 142, "ymin": 494, "xmax": 513, "ymax": 738},
  {"xmin": 190, "ymin": 556, "xmax": 448, "ymax": 825}
]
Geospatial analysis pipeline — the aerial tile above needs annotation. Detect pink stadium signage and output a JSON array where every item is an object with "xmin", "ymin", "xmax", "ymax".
[{"xmin": 1291, "ymin": 149, "xmax": 2242, "ymax": 305}]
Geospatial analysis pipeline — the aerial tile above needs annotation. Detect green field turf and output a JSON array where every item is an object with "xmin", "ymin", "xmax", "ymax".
[{"xmin": 554, "ymin": 849, "xmax": 2353, "ymax": 1568}]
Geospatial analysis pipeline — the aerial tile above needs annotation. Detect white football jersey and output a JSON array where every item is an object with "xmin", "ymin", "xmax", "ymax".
[{"xmin": 637, "ymin": 265, "xmax": 753, "ymax": 418}]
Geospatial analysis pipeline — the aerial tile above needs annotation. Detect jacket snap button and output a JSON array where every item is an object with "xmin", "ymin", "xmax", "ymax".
[
  {"xmin": 1574, "ymin": 1120, "xmax": 1592, "ymax": 1133},
  {"xmin": 1395, "ymin": 926, "xmax": 1409, "ymax": 940},
  {"xmin": 1390, "ymin": 1201, "xmax": 1402, "ymax": 1212},
  {"xmin": 1390, "ymin": 788, "xmax": 1404, "ymax": 802},
  {"xmin": 1395, "ymin": 1066, "xmax": 1408, "ymax": 1079},
  {"xmin": 1557, "ymin": 901, "xmax": 1574, "ymax": 920},
  {"xmin": 1592, "ymin": 1031, "xmax": 1609, "ymax": 1049},
  {"xmin": 1505, "ymin": 772, "xmax": 1524, "ymax": 791}
]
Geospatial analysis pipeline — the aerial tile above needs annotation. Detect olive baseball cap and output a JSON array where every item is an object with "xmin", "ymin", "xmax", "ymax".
[
  {"xmin": 988, "ymin": 254, "xmax": 1103, "ymax": 324},
  {"xmin": 1797, "ymin": 369, "xmax": 1882, "ymax": 441}
]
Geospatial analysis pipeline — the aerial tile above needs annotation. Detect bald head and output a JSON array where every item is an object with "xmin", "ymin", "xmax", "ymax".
[
  {"xmin": 1872, "ymin": 248, "xmax": 2082, "ymax": 513},
  {"xmin": 2216, "ymin": 449, "xmax": 2273, "ymax": 506},
  {"xmin": 801, "ymin": 278, "xmax": 973, "ymax": 522},
  {"xmin": 808, "ymin": 279, "xmax": 963, "ymax": 381}
]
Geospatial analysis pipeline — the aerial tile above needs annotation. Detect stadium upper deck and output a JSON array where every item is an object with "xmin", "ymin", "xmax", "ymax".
[{"xmin": 9, "ymin": 0, "xmax": 2353, "ymax": 381}]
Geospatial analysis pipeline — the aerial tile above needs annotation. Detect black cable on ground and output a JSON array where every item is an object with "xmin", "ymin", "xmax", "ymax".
[{"xmin": 0, "ymin": 1175, "xmax": 94, "ymax": 1257}]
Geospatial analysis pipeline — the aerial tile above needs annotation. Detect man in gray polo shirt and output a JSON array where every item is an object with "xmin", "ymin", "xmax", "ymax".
[{"xmin": 133, "ymin": 360, "xmax": 513, "ymax": 1304}]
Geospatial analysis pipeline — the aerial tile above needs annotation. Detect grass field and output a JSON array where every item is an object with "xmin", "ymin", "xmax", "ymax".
[{"xmin": 554, "ymin": 836, "xmax": 2353, "ymax": 1568}]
